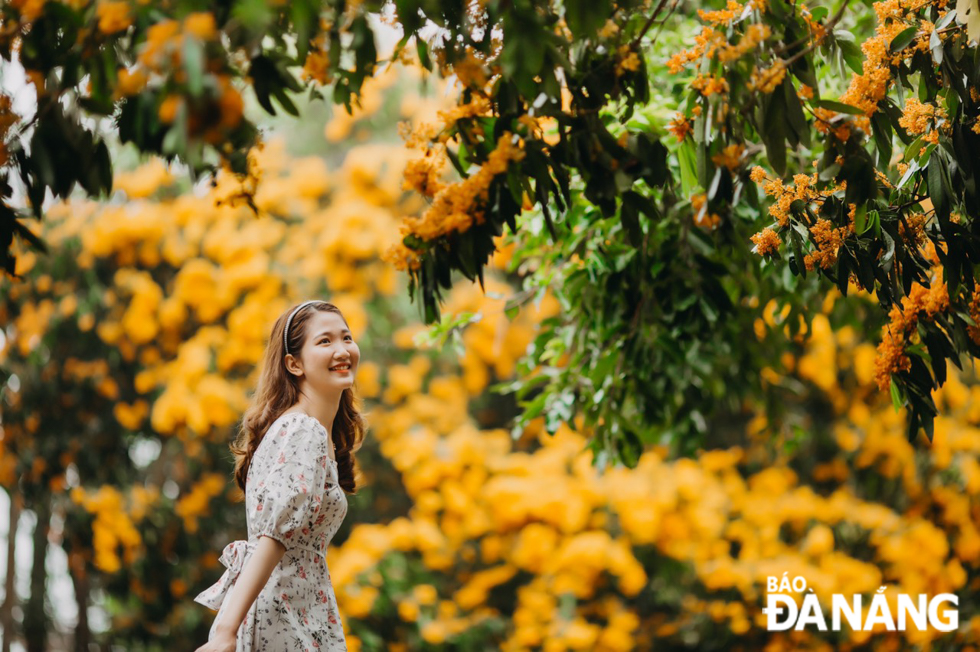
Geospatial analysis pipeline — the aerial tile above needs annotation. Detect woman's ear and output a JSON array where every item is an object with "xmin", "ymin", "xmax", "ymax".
[{"xmin": 284, "ymin": 353, "xmax": 304, "ymax": 378}]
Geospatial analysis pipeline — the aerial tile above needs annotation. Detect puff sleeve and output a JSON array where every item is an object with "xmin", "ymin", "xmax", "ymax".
[{"xmin": 249, "ymin": 417, "xmax": 329, "ymax": 549}]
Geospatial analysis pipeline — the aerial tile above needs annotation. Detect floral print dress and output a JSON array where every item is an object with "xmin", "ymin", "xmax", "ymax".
[{"xmin": 195, "ymin": 413, "xmax": 348, "ymax": 651}]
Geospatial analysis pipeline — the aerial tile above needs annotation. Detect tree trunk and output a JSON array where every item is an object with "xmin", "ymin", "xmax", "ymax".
[
  {"xmin": 0, "ymin": 492, "xmax": 20, "ymax": 652},
  {"xmin": 70, "ymin": 553, "xmax": 89, "ymax": 652},
  {"xmin": 24, "ymin": 500, "xmax": 48, "ymax": 652}
]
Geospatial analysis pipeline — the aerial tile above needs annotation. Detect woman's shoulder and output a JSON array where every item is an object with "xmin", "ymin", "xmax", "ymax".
[{"xmin": 263, "ymin": 412, "xmax": 329, "ymax": 456}]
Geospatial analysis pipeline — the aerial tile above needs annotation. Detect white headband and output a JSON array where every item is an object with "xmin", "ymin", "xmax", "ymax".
[{"xmin": 284, "ymin": 300, "xmax": 322, "ymax": 355}]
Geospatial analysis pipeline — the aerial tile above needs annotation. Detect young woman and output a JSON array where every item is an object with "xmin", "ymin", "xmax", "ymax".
[{"xmin": 194, "ymin": 300, "xmax": 365, "ymax": 651}]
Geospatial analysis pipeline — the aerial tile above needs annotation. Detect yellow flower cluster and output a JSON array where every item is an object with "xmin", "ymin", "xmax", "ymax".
[
  {"xmin": 381, "ymin": 242, "xmax": 424, "ymax": 272},
  {"xmin": 61, "ymin": 357, "xmax": 111, "ymax": 382},
  {"xmin": 755, "ymin": 170, "xmax": 822, "ymax": 228},
  {"xmin": 129, "ymin": 485, "xmax": 160, "ymax": 522},
  {"xmin": 898, "ymin": 97, "xmax": 950, "ymax": 145},
  {"xmin": 898, "ymin": 211, "xmax": 928, "ymax": 246},
  {"xmin": 691, "ymin": 73, "xmax": 730, "ymax": 97},
  {"xmin": 113, "ymin": 157, "xmax": 175, "ymax": 199},
  {"xmin": 113, "ymin": 66, "xmax": 148, "ymax": 101},
  {"xmin": 450, "ymin": 48, "xmax": 491, "ymax": 89},
  {"xmin": 747, "ymin": 60, "xmax": 787, "ymax": 94},
  {"xmin": 801, "ymin": 5, "xmax": 829, "ymax": 42},
  {"xmin": 874, "ymin": 272, "xmax": 950, "ymax": 391},
  {"xmin": 96, "ymin": 1, "xmax": 132, "ymax": 35},
  {"xmin": 830, "ymin": 3, "xmax": 930, "ymax": 130},
  {"xmin": 750, "ymin": 226, "xmax": 782, "ymax": 256},
  {"xmin": 598, "ymin": 19, "xmax": 620, "ymax": 39},
  {"xmin": 668, "ymin": 12, "xmax": 773, "ymax": 74},
  {"xmin": 697, "ymin": 1, "xmax": 745, "ymax": 25},
  {"xmin": 394, "ymin": 132, "xmax": 524, "ymax": 243},
  {"xmin": 667, "ymin": 27, "xmax": 724, "ymax": 74},
  {"xmin": 435, "ymin": 96, "xmax": 493, "ymax": 133},
  {"xmin": 615, "ymin": 45, "xmax": 642, "ymax": 76},
  {"xmin": 968, "ymin": 285, "xmax": 980, "ymax": 345},
  {"xmin": 402, "ymin": 153, "xmax": 446, "ymax": 198},
  {"xmin": 71, "ymin": 485, "xmax": 143, "ymax": 573},
  {"xmin": 10, "ymin": 0, "xmax": 47, "ymax": 22},
  {"xmin": 447, "ymin": 277, "xmax": 560, "ymax": 392},
  {"xmin": 711, "ymin": 143, "xmax": 745, "ymax": 171},
  {"xmin": 184, "ymin": 11, "xmax": 216, "ymax": 39},
  {"xmin": 803, "ymin": 218, "xmax": 847, "ymax": 271},
  {"xmin": 690, "ymin": 193, "xmax": 722, "ymax": 230},
  {"xmin": 13, "ymin": 295, "xmax": 56, "ymax": 357},
  {"xmin": 716, "ymin": 24, "xmax": 772, "ymax": 63},
  {"xmin": 137, "ymin": 19, "xmax": 182, "ymax": 70},
  {"xmin": 667, "ymin": 112, "xmax": 693, "ymax": 142},
  {"xmin": 114, "ymin": 268, "xmax": 164, "ymax": 344},
  {"xmin": 175, "ymin": 473, "xmax": 226, "ymax": 533},
  {"xmin": 302, "ymin": 49, "xmax": 331, "ymax": 85},
  {"xmin": 114, "ymin": 399, "xmax": 150, "ymax": 430}
]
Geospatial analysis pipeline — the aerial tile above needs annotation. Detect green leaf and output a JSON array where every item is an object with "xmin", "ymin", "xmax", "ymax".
[
  {"xmin": 565, "ymin": 0, "xmax": 612, "ymax": 40},
  {"xmin": 838, "ymin": 153, "xmax": 878, "ymax": 205},
  {"xmin": 273, "ymin": 87, "xmax": 299, "ymax": 116},
  {"xmin": 871, "ymin": 109, "xmax": 893, "ymax": 168},
  {"xmin": 291, "ymin": 0, "xmax": 317, "ymax": 60},
  {"xmin": 903, "ymin": 135, "xmax": 924, "ymax": 162},
  {"xmin": 250, "ymin": 55, "xmax": 278, "ymax": 116},
  {"xmin": 94, "ymin": 139, "xmax": 112, "ymax": 194},
  {"xmin": 810, "ymin": 99, "xmax": 864, "ymax": 115},
  {"xmin": 7, "ymin": 205, "xmax": 48, "ymax": 253},
  {"xmin": 782, "ymin": 77, "xmax": 810, "ymax": 148},
  {"xmin": 936, "ymin": 9, "xmax": 957, "ymax": 30},
  {"xmin": 929, "ymin": 28, "xmax": 943, "ymax": 65},
  {"xmin": 853, "ymin": 203, "xmax": 868, "ymax": 234},
  {"xmin": 889, "ymin": 26, "xmax": 918, "ymax": 53},
  {"xmin": 29, "ymin": 124, "xmax": 56, "ymax": 190},
  {"xmin": 835, "ymin": 33, "xmax": 865, "ymax": 74},
  {"xmin": 760, "ymin": 90, "xmax": 788, "ymax": 176},
  {"xmin": 789, "ymin": 223, "xmax": 806, "ymax": 278},
  {"xmin": 678, "ymin": 140, "xmax": 698, "ymax": 196},
  {"xmin": 232, "ymin": 0, "xmax": 274, "ymax": 31},
  {"xmin": 615, "ymin": 429, "xmax": 643, "ymax": 468},
  {"xmin": 890, "ymin": 377, "xmax": 904, "ymax": 411},
  {"xmin": 183, "ymin": 37, "xmax": 205, "ymax": 98},
  {"xmin": 619, "ymin": 192, "xmax": 643, "ymax": 247},
  {"xmin": 696, "ymin": 139, "xmax": 710, "ymax": 189},
  {"xmin": 416, "ymin": 38, "xmax": 432, "ymax": 71},
  {"xmin": 161, "ymin": 101, "xmax": 188, "ymax": 156},
  {"xmin": 928, "ymin": 155, "xmax": 950, "ymax": 222}
]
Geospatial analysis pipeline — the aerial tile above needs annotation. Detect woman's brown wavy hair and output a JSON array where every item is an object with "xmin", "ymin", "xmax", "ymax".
[{"xmin": 230, "ymin": 300, "xmax": 366, "ymax": 496}]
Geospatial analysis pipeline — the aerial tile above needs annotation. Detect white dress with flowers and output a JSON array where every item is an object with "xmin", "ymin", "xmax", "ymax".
[{"xmin": 194, "ymin": 413, "xmax": 348, "ymax": 651}]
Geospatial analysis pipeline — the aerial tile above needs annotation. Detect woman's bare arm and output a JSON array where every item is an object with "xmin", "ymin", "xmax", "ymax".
[{"xmin": 212, "ymin": 536, "xmax": 287, "ymax": 638}]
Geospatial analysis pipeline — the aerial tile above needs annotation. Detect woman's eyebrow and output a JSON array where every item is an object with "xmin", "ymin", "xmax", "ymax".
[{"xmin": 315, "ymin": 329, "xmax": 352, "ymax": 337}]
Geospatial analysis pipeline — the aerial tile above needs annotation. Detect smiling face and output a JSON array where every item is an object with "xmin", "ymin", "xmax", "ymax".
[{"xmin": 287, "ymin": 309, "xmax": 360, "ymax": 389}]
